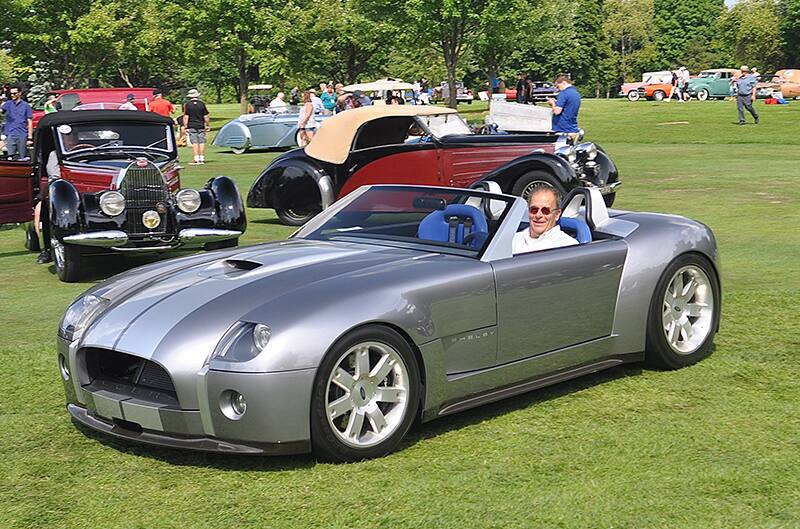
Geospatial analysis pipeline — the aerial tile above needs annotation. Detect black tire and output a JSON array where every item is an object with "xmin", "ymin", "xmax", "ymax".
[
  {"xmin": 203, "ymin": 238, "xmax": 239, "ymax": 251},
  {"xmin": 603, "ymin": 192, "xmax": 616, "ymax": 208},
  {"xmin": 697, "ymin": 89, "xmax": 709, "ymax": 101},
  {"xmin": 310, "ymin": 325, "xmax": 421, "ymax": 462},
  {"xmin": 627, "ymin": 91, "xmax": 640, "ymax": 102},
  {"xmin": 25, "ymin": 223, "xmax": 41, "ymax": 252},
  {"xmin": 645, "ymin": 253, "xmax": 720, "ymax": 370},
  {"xmin": 231, "ymin": 146, "xmax": 248, "ymax": 155},
  {"xmin": 653, "ymin": 90, "xmax": 666, "ymax": 102},
  {"xmin": 511, "ymin": 170, "xmax": 567, "ymax": 202},
  {"xmin": 52, "ymin": 237, "xmax": 84, "ymax": 283},
  {"xmin": 276, "ymin": 208, "xmax": 320, "ymax": 226}
]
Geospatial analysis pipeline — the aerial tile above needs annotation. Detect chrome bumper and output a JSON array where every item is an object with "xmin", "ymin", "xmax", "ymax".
[
  {"xmin": 63, "ymin": 228, "xmax": 242, "ymax": 250},
  {"xmin": 596, "ymin": 181, "xmax": 622, "ymax": 195}
]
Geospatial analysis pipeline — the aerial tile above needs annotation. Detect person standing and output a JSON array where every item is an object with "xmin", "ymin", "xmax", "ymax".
[
  {"xmin": 149, "ymin": 89, "xmax": 174, "ymax": 117},
  {"xmin": 515, "ymin": 73, "xmax": 526, "ymax": 104},
  {"xmin": 44, "ymin": 94, "xmax": 59, "ymax": 113},
  {"xmin": 0, "ymin": 86, "xmax": 33, "ymax": 160},
  {"xmin": 310, "ymin": 89, "xmax": 324, "ymax": 114},
  {"xmin": 290, "ymin": 86, "xmax": 300, "ymax": 105},
  {"xmin": 183, "ymin": 89, "xmax": 210, "ymax": 164},
  {"xmin": 119, "ymin": 93, "xmax": 137, "ymax": 110},
  {"xmin": 321, "ymin": 85, "xmax": 336, "ymax": 115},
  {"xmin": 269, "ymin": 92, "xmax": 288, "ymax": 111},
  {"xmin": 296, "ymin": 91, "xmax": 318, "ymax": 147},
  {"xmin": 547, "ymin": 75, "xmax": 581, "ymax": 135},
  {"xmin": 734, "ymin": 65, "xmax": 759, "ymax": 125}
]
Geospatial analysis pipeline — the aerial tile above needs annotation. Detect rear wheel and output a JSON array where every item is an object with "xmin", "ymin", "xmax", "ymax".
[
  {"xmin": 231, "ymin": 146, "xmax": 248, "ymax": 155},
  {"xmin": 276, "ymin": 207, "xmax": 320, "ymax": 226},
  {"xmin": 653, "ymin": 90, "xmax": 666, "ymax": 101},
  {"xmin": 645, "ymin": 253, "xmax": 720, "ymax": 370},
  {"xmin": 52, "ymin": 237, "xmax": 84, "ymax": 283},
  {"xmin": 627, "ymin": 91, "xmax": 640, "ymax": 102},
  {"xmin": 310, "ymin": 326, "xmax": 420, "ymax": 462},
  {"xmin": 697, "ymin": 89, "xmax": 709, "ymax": 101},
  {"xmin": 511, "ymin": 171, "xmax": 567, "ymax": 203}
]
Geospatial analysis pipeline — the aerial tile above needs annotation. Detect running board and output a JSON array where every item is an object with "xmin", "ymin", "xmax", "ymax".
[{"xmin": 437, "ymin": 358, "xmax": 624, "ymax": 417}]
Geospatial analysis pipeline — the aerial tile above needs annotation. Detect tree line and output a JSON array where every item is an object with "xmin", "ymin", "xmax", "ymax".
[{"xmin": 2, "ymin": 0, "xmax": 799, "ymax": 109}]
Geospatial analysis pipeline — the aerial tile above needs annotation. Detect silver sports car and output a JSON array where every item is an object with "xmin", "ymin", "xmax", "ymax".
[
  {"xmin": 57, "ymin": 183, "xmax": 721, "ymax": 461},
  {"xmin": 213, "ymin": 108, "xmax": 332, "ymax": 154}
]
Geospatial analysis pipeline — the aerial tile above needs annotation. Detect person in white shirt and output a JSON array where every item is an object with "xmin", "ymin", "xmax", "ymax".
[
  {"xmin": 309, "ymin": 89, "xmax": 324, "ymax": 114},
  {"xmin": 512, "ymin": 183, "xmax": 578, "ymax": 254},
  {"xmin": 119, "ymin": 93, "xmax": 137, "ymax": 110},
  {"xmin": 269, "ymin": 92, "xmax": 288, "ymax": 112}
]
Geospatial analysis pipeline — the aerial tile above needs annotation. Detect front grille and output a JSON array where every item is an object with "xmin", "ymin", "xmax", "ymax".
[
  {"xmin": 120, "ymin": 160, "xmax": 171, "ymax": 237},
  {"xmin": 83, "ymin": 348, "xmax": 178, "ymax": 407}
]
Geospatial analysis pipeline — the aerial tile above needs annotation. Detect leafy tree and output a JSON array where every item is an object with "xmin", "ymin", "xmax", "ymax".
[
  {"xmin": 716, "ymin": 0, "xmax": 785, "ymax": 72},
  {"xmin": 603, "ymin": 0, "xmax": 659, "ymax": 82},
  {"xmin": 778, "ymin": 0, "xmax": 800, "ymax": 65},
  {"xmin": 653, "ymin": 0, "xmax": 726, "ymax": 68},
  {"xmin": 472, "ymin": 0, "xmax": 531, "ymax": 93},
  {"xmin": 0, "ymin": 51, "xmax": 20, "ymax": 83}
]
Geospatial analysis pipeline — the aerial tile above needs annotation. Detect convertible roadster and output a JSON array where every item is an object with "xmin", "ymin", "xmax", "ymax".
[
  {"xmin": 0, "ymin": 110, "xmax": 246, "ymax": 282},
  {"xmin": 247, "ymin": 106, "xmax": 620, "ymax": 226},
  {"xmin": 213, "ymin": 108, "xmax": 333, "ymax": 154},
  {"xmin": 58, "ymin": 183, "xmax": 720, "ymax": 461}
]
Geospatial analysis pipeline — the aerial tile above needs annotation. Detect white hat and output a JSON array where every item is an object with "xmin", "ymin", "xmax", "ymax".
[{"xmin": 187, "ymin": 88, "xmax": 201, "ymax": 98}]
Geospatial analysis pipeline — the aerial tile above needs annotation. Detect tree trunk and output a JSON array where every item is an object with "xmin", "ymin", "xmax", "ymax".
[
  {"xmin": 237, "ymin": 46, "xmax": 248, "ymax": 114},
  {"xmin": 444, "ymin": 44, "xmax": 458, "ymax": 109}
]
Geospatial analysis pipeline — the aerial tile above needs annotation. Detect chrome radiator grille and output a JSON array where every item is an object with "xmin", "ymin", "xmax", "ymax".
[{"xmin": 120, "ymin": 160, "xmax": 170, "ymax": 236}]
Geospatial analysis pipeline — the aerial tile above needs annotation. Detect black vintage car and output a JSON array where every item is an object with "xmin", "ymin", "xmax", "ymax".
[
  {"xmin": 0, "ymin": 110, "xmax": 246, "ymax": 282},
  {"xmin": 247, "ymin": 106, "xmax": 620, "ymax": 225}
]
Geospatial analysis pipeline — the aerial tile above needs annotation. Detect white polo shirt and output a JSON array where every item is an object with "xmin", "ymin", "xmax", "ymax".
[{"xmin": 512, "ymin": 225, "xmax": 578, "ymax": 254}]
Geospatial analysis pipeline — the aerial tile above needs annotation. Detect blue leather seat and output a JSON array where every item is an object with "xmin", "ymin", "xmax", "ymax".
[
  {"xmin": 558, "ymin": 216, "xmax": 592, "ymax": 244},
  {"xmin": 418, "ymin": 204, "xmax": 488, "ymax": 248}
]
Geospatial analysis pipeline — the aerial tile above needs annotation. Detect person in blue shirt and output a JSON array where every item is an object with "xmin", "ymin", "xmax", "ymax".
[
  {"xmin": 0, "ymin": 85, "xmax": 34, "ymax": 160},
  {"xmin": 733, "ymin": 65, "xmax": 759, "ymax": 125},
  {"xmin": 547, "ymin": 75, "xmax": 581, "ymax": 134}
]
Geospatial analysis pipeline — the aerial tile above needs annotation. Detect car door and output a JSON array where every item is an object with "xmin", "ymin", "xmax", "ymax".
[
  {"xmin": 491, "ymin": 239, "xmax": 628, "ymax": 366},
  {"xmin": 0, "ymin": 160, "xmax": 35, "ymax": 224},
  {"xmin": 439, "ymin": 140, "xmax": 545, "ymax": 188},
  {"xmin": 714, "ymin": 73, "xmax": 730, "ymax": 96}
]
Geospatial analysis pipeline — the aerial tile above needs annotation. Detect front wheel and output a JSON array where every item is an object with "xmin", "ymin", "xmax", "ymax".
[
  {"xmin": 52, "ymin": 237, "xmax": 84, "ymax": 283},
  {"xmin": 645, "ymin": 253, "xmax": 720, "ymax": 370},
  {"xmin": 627, "ymin": 91, "xmax": 640, "ymax": 102},
  {"xmin": 311, "ymin": 326, "xmax": 420, "ymax": 462},
  {"xmin": 231, "ymin": 146, "xmax": 248, "ymax": 155},
  {"xmin": 697, "ymin": 89, "xmax": 709, "ymax": 101},
  {"xmin": 276, "ymin": 207, "xmax": 320, "ymax": 226},
  {"xmin": 511, "ymin": 170, "xmax": 567, "ymax": 202}
]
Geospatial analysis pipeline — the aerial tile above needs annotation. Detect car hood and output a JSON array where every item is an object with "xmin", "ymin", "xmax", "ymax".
[{"xmin": 80, "ymin": 239, "xmax": 424, "ymax": 361}]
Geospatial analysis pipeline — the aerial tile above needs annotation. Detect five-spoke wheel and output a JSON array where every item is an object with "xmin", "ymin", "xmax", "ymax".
[{"xmin": 311, "ymin": 326, "xmax": 420, "ymax": 461}]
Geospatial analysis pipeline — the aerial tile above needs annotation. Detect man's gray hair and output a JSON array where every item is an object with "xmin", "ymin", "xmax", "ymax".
[{"xmin": 527, "ymin": 182, "xmax": 563, "ymax": 207}]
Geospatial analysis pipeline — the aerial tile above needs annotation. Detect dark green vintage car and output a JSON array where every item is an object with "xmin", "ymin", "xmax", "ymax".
[{"xmin": 686, "ymin": 69, "xmax": 738, "ymax": 100}]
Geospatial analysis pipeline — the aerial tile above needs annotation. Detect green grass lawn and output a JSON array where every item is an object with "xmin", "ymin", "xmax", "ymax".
[{"xmin": 1, "ymin": 99, "xmax": 799, "ymax": 528}]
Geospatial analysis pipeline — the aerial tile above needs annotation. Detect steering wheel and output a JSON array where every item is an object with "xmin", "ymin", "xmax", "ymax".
[
  {"xmin": 475, "ymin": 125, "xmax": 492, "ymax": 135},
  {"xmin": 69, "ymin": 143, "xmax": 96, "ymax": 151}
]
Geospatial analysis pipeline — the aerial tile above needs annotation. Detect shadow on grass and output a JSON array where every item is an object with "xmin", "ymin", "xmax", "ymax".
[
  {"xmin": 72, "ymin": 362, "xmax": 642, "ymax": 471},
  {"xmin": 0, "ymin": 249, "xmax": 34, "ymax": 259},
  {"xmin": 251, "ymin": 217, "xmax": 289, "ymax": 226},
  {"xmin": 45, "ymin": 251, "xmax": 196, "ymax": 283}
]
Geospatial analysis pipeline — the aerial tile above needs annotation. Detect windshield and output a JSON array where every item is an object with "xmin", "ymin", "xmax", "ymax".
[
  {"xmin": 417, "ymin": 113, "xmax": 471, "ymax": 138},
  {"xmin": 32, "ymin": 93, "xmax": 57, "ymax": 111},
  {"xmin": 297, "ymin": 186, "xmax": 513, "ymax": 257},
  {"xmin": 698, "ymin": 71, "xmax": 716, "ymax": 78},
  {"xmin": 56, "ymin": 122, "xmax": 173, "ymax": 154}
]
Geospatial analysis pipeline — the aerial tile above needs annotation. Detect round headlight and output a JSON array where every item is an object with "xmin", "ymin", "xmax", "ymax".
[
  {"xmin": 176, "ymin": 188, "xmax": 201, "ymax": 213},
  {"xmin": 555, "ymin": 145, "xmax": 577, "ymax": 164},
  {"xmin": 142, "ymin": 210, "xmax": 161, "ymax": 229},
  {"xmin": 99, "ymin": 191, "xmax": 125, "ymax": 216},
  {"xmin": 253, "ymin": 324, "xmax": 271, "ymax": 352},
  {"xmin": 577, "ymin": 142, "xmax": 598, "ymax": 161}
]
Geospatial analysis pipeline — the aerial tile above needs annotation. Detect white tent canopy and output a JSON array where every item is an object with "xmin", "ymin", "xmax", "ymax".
[
  {"xmin": 343, "ymin": 79, "xmax": 415, "ymax": 92},
  {"xmin": 248, "ymin": 84, "xmax": 273, "ymax": 90}
]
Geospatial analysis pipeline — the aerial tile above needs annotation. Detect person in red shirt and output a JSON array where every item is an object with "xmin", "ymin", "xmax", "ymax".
[{"xmin": 149, "ymin": 89, "xmax": 174, "ymax": 117}]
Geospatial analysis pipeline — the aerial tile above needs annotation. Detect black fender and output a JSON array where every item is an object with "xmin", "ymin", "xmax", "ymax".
[
  {"xmin": 247, "ymin": 153, "xmax": 334, "ymax": 212},
  {"xmin": 207, "ymin": 176, "xmax": 247, "ymax": 232},
  {"xmin": 475, "ymin": 152, "xmax": 578, "ymax": 194},
  {"xmin": 594, "ymin": 148, "xmax": 618, "ymax": 186},
  {"xmin": 49, "ymin": 179, "xmax": 82, "ymax": 235}
]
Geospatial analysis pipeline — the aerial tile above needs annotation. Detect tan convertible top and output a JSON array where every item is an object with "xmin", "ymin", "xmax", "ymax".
[{"xmin": 305, "ymin": 106, "xmax": 457, "ymax": 164}]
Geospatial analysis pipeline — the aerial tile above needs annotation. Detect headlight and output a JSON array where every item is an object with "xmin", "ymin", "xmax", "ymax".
[
  {"xmin": 555, "ymin": 145, "xmax": 577, "ymax": 164},
  {"xmin": 208, "ymin": 322, "xmax": 271, "ymax": 364},
  {"xmin": 99, "ymin": 191, "xmax": 125, "ymax": 216},
  {"xmin": 59, "ymin": 294, "xmax": 110, "ymax": 341},
  {"xmin": 576, "ymin": 142, "xmax": 598, "ymax": 161},
  {"xmin": 176, "ymin": 188, "xmax": 201, "ymax": 213}
]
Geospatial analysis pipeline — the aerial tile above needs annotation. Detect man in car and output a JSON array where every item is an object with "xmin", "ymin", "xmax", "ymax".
[{"xmin": 513, "ymin": 183, "xmax": 578, "ymax": 254}]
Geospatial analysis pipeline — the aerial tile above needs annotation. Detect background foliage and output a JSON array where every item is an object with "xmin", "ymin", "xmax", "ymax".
[{"xmin": 1, "ymin": 0, "xmax": 798, "ymax": 102}]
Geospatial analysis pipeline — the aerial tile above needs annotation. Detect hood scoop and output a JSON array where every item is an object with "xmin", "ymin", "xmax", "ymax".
[{"xmin": 224, "ymin": 259, "xmax": 262, "ymax": 271}]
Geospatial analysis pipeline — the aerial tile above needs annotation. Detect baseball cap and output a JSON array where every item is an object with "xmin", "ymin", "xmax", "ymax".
[{"xmin": 126, "ymin": 93, "xmax": 135, "ymax": 100}]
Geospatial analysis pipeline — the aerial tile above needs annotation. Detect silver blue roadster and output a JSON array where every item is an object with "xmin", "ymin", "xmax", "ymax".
[
  {"xmin": 58, "ymin": 183, "xmax": 721, "ymax": 461},
  {"xmin": 213, "ymin": 108, "xmax": 332, "ymax": 154}
]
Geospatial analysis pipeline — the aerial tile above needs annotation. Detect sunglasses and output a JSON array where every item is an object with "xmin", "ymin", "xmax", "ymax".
[{"xmin": 529, "ymin": 206, "xmax": 558, "ymax": 215}]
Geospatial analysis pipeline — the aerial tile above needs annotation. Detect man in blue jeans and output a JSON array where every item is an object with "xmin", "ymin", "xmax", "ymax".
[
  {"xmin": 1, "ymin": 86, "xmax": 34, "ymax": 159},
  {"xmin": 548, "ymin": 75, "xmax": 581, "ymax": 135}
]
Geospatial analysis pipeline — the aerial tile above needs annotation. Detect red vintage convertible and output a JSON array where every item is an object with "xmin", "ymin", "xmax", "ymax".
[
  {"xmin": 247, "ymin": 106, "xmax": 620, "ymax": 225},
  {"xmin": 0, "ymin": 110, "xmax": 245, "ymax": 281}
]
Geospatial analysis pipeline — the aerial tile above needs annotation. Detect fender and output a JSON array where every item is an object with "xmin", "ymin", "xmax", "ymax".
[
  {"xmin": 207, "ymin": 176, "xmax": 247, "ymax": 232},
  {"xmin": 593, "ymin": 148, "xmax": 618, "ymax": 186},
  {"xmin": 247, "ymin": 154, "xmax": 335, "ymax": 212},
  {"xmin": 476, "ymin": 152, "xmax": 577, "ymax": 193},
  {"xmin": 49, "ymin": 179, "xmax": 82, "ymax": 233},
  {"xmin": 213, "ymin": 121, "xmax": 251, "ymax": 150}
]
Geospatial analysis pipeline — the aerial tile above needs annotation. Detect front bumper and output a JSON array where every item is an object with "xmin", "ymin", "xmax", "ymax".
[
  {"xmin": 63, "ymin": 228, "xmax": 242, "ymax": 250},
  {"xmin": 59, "ymin": 337, "xmax": 316, "ymax": 455}
]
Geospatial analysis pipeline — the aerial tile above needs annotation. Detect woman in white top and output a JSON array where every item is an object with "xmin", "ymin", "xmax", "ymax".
[{"xmin": 296, "ymin": 91, "xmax": 318, "ymax": 147}]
